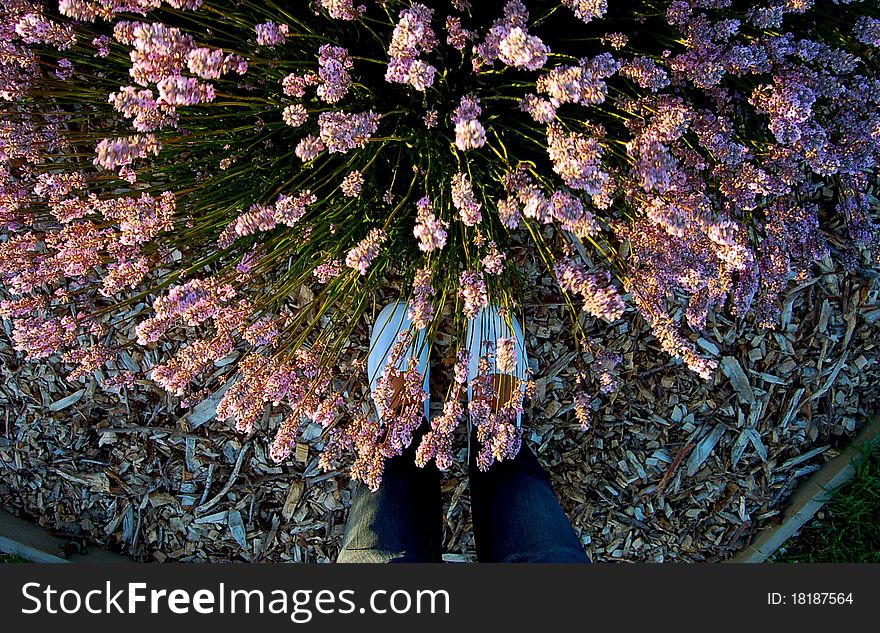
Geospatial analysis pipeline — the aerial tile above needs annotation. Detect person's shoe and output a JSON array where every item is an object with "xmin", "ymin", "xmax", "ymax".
[
  {"xmin": 367, "ymin": 300, "xmax": 430, "ymax": 422},
  {"xmin": 464, "ymin": 304, "xmax": 528, "ymax": 428}
]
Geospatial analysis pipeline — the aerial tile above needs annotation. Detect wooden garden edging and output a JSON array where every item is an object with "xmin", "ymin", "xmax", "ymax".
[{"xmin": 0, "ymin": 509, "xmax": 131, "ymax": 563}]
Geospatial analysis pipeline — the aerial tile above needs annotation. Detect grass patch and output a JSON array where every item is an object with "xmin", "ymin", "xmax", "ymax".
[
  {"xmin": 0, "ymin": 553, "xmax": 28, "ymax": 563},
  {"xmin": 775, "ymin": 442, "xmax": 880, "ymax": 563}
]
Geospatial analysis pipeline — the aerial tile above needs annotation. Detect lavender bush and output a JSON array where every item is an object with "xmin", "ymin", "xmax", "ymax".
[{"xmin": 2, "ymin": 0, "xmax": 879, "ymax": 489}]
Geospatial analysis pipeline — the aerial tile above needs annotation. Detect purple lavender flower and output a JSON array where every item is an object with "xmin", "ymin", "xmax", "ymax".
[
  {"xmin": 316, "ymin": 44, "xmax": 353, "ymax": 104},
  {"xmin": 318, "ymin": 110, "xmax": 379, "ymax": 154},
  {"xmin": 282, "ymin": 104, "xmax": 308, "ymax": 128},
  {"xmin": 345, "ymin": 228, "xmax": 387, "ymax": 275},
  {"xmin": 318, "ymin": 0, "xmax": 366, "ymax": 21},
  {"xmin": 408, "ymin": 267, "xmax": 435, "ymax": 329},
  {"xmin": 498, "ymin": 27, "xmax": 549, "ymax": 70},
  {"xmin": 413, "ymin": 197, "xmax": 448, "ymax": 252},
  {"xmin": 341, "ymin": 170, "xmax": 364, "ymax": 198},
  {"xmin": 451, "ymin": 172, "xmax": 482, "ymax": 225},
  {"xmin": 295, "ymin": 134, "xmax": 325, "ymax": 162},
  {"xmin": 459, "ymin": 270, "xmax": 488, "ymax": 319},
  {"xmin": 563, "ymin": 0, "xmax": 608, "ymax": 24},
  {"xmin": 255, "ymin": 21, "xmax": 288, "ymax": 47}
]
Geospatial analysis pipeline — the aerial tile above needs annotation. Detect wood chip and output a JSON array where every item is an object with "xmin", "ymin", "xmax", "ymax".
[
  {"xmin": 686, "ymin": 424, "xmax": 727, "ymax": 476},
  {"xmin": 54, "ymin": 469, "xmax": 110, "ymax": 493},
  {"xmin": 228, "ymin": 510, "xmax": 247, "ymax": 549},
  {"xmin": 282, "ymin": 480, "xmax": 304, "ymax": 521},
  {"xmin": 295, "ymin": 443, "xmax": 309, "ymax": 463},
  {"xmin": 720, "ymin": 357, "xmax": 754, "ymax": 403},
  {"xmin": 48, "ymin": 389, "xmax": 85, "ymax": 411}
]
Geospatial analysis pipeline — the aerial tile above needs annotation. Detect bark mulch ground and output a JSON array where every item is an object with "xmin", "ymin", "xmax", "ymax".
[{"xmin": 1, "ymin": 255, "xmax": 878, "ymax": 562}]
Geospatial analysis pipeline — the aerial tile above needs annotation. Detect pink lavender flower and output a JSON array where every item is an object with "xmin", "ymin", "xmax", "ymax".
[
  {"xmin": 413, "ymin": 196, "xmax": 448, "ymax": 251},
  {"xmin": 310, "ymin": 396, "xmax": 344, "ymax": 429},
  {"xmin": 243, "ymin": 316, "xmax": 280, "ymax": 347},
  {"xmin": 93, "ymin": 134, "xmax": 161, "ymax": 171},
  {"xmin": 101, "ymin": 247, "xmax": 149, "ymax": 295},
  {"xmin": 341, "ymin": 170, "xmax": 364, "ymax": 197},
  {"xmin": 255, "ymin": 21, "xmax": 288, "ymax": 47},
  {"xmin": 563, "ymin": 0, "xmax": 608, "ymax": 24},
  {"xmin": 98, "ymin": 191, "xmax": 176, "ymax": 245},
  {"xmin": 14, "ymin": 11, "xmax": 76, "ymax": 49},
  {"xmin": 537, "ymin": 63, "xmax": 612, "ymax": 107},
  {"xmin": 459, "ymin": 270, "xmax": 488, "ymax": 319},
  {"xmin": 156, "ymin": 76, "xmax": 215, "ymax": 106},
  {"xmin": 423, "ymin": 110, "xmax": 438, "ymax": 128},
  {"xmin": 316, "ymin": 45, "xmax": 353, "ymax": 104},
  {"xmin": 274, "ymin": 190, "xmax": 316, "ymax": 226},
  {"xmin": 481, "ymin": 242, "xmax": 507, "ymax": 275},
  {"xmin": 33, "ymin": 171, "xmax": 85, "ymax": 200},
  {"xmin": 295, "ymin": 134, "xmax": 325, "ymax": 162},
  {"xmin": 408, "ymin": 266, "xmax": 434, "ymax": 329},
  {"xmin": 407, "ymin": 59, "xmax": 436, "ymax": 91},
  {"xmin": 281, "ymin": 73, "xmax": 317, "ymax": 97},
  {"xmin": 224, "ymin": 191, "xmax": 315, "ymax": 242},
  {"xmin": 550, "ymin": 189, "xmax": 600, "ymax": 236},
  {"xmin": 520, "ymin": 94, "xmax": 557, "ymax": 123},
  {"xmin": 101, "ymin": 372, "xmax": 137, "ymax": 392},
  {"xmin": 554, "ymin": 256, "xmax": 625, "ymax": 321},
  {"xmin": 186, "ymin": 47, "xmax": 224, "ymax": 79},
  {"xmin": 92, "ymin": 34, "xmax": 110, "ymax": 57},
  {"xmin": 574, "ymin": 391, "xmax": 591, "ymax": 431},
  {"xmin": 318, "ymin": 0, "xmax": 365, "ymax": 20},
  {"xmin": 371, "ymin": 331, "xmax": 427, "ymax": 453},
  {"xmin": 109, "ymin": 86, "xmax": 177, "ymax": 133},
  {"xmin": 497, "ymin": 197, "xmax": 522, "ymax": 229},
  {"xmin": 546, "ymin": 124, "xmax": 609, "ymax": 196},
  {"xmin": 417, "ymin": 350, "xmax": 470, "ymax": 469},
  {"xmin": 114, "ymin": 22, "xmax": 196, "ymax": 87},
  {"xmin": 386, "ymin": 4, "xmax": 438, "ymax": 91},
  {"xmin": 498, "ymin": 27, "xmax": 549, "ymax": 70},
  {"xmin": 595, "ymin": 351, "xmax": 622, "ymax": 394},
  {"xmin": 54, "ymin": 58, "xmax": 73, "ymax": 80},
  {"xmin": 627, "ymin": 137, "xmax": 677, "ymax": 193},
  {"xmin": 229, "ymin": 204, "xmax": 277, "ymax": 239},
  {"xmin": 518, "ymin": 186, "xmax": 552, "ymax": 223},
  {"xmin": 446, "ymin": 16, "xmax": 473, "ymax": 50},
  {"xmin": 453, "ymin": 95, "xmax": 486, "ymax": 151},
  {"xmin": 472, "ymin": 0, "xmax": 530, "ymax": 69},
  {"xmin": 217, "ymin": 353, "xmax": 326, "ymax": 440},
  {"xmin": 345, "ymin": 228, "xmax": 387, "ymax": 274},
  {"xmin": 10, "ymin": 314, "xmax": 80, "ymax": 360},
  {"xmin": 134, "ymin": 277, "xmax": 235, "ymax": 346},
  {"xmin": 317, "ymin": 111, "xmax": 379, "ymax": 154},
  {"xmin": 620, "ymin": 56, "xmax": 670, "ymax": 92},
  {"xmin": 454, "ymin": 350, "xmax": 470, "ymax": 385},
  {"xmin": 451, "ymin": 172, "xmax": 482, "ymax": 225},
  {"xmin": 602, "ymin": 32, "xmax": 628, "ymax": 49},
  {"xmin": 313, "ymin": 259, "xmax": 343, "ymax": 283},
  {"xmin": 282, "ymin": 104, "xmax": 308, "ymax": 128}
]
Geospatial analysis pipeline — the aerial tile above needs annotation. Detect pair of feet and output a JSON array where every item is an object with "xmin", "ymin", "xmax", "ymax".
[{"xmin": 367, "ymin": 302, "xmax": 529, "ymax": 428}]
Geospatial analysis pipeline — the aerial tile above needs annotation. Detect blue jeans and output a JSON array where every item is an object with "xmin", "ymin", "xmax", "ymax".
[{"xmin": 337, "ymin": 431, "xmax": 590, "ymax": 563}]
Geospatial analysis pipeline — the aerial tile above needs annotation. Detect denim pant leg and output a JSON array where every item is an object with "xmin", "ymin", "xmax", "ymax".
[
  {"xmin": 337, "ymin": 443, "xmax": 443, "ymax": 563},
  {"xmin": 469, "ymin": 439, "xmax": 590, "ymax": 563}
]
